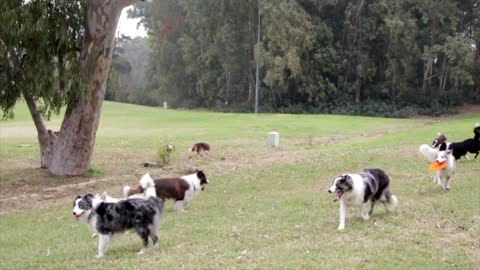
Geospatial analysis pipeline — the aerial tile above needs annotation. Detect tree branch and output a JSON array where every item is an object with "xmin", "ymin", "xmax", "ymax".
[{"xmin": 22, "ymin": 90, "xmax": 47, "ymax": 136}]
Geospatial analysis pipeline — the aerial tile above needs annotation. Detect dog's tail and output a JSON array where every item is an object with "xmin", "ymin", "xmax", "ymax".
[
  {"xmin": 139, "ymin": 173, "xmax": 155, "ymax": 189},
  {"xmin": 384, "ymin": 190, "xmax": 398, "ymax": 211},
  {"xmin": 419, "ymin": 144, "xmax": 438, "ymax": 162},
  {"xmin": 122, "ymin": 185, "xmax": 132, "ymax": 198},
  {"xmin": 139, "ymin": 173, "xmax": 157, "ymax": 198}
]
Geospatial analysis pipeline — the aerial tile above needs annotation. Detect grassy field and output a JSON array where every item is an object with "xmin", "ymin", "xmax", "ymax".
[{"xmin": 0, "ymin": 101, "xmax": 479, "ymax": 270}]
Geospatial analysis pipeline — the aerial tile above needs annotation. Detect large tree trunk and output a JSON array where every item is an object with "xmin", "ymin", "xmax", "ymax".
[{"xmin": 43, "ymin": 0, "xmax": 141, "ymax": 176}]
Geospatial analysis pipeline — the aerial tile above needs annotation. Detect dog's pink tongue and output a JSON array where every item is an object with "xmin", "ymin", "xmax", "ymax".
[{"xmin": 336, "ymin": 192, "xmax": 342, "ymax": 200}]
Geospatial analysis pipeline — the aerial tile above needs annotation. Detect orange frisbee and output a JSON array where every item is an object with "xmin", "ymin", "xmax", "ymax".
[{"xmin": 429, "ymin": 161, "xmax": 446, "ymax": 171}]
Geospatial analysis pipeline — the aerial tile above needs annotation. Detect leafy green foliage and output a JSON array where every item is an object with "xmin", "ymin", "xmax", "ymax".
[
  {"xmin": 0, "ymin": 0, "xmax": 85, "ymax": 119},
  {"xmin": 128, "ymin": 0, "xmax": 478, "ymax": 116},
  {"xmin": 156, "ymin": 143, "xmax": 176, "ymax": 165}
]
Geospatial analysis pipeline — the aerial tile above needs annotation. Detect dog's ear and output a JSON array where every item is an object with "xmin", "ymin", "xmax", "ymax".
[
  {"xmin": 73, "ymin": 195, "xmax": 81, "ymax": 206},
  {"xmin": 196, "ymin": 170, "xmax": 208, "ymax": 184},
  {"xmin": 84, "ymin": 193, "xmax": 94, "ymax": 204},
  {"xmin": 344, "ymin": 175, "xmax": 354, "ymax": 185}
]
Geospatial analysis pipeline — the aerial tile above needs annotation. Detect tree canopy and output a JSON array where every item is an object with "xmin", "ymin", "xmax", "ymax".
[
  {"xmin": 126, "ymin": 0, "xmax": 479, "ymax": 117},
  {"xmin": 0, "ymin": 0, "xmax": 84, "ymax": 119}
]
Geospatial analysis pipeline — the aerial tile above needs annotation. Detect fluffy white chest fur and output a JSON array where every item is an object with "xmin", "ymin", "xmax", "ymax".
[
  {"xmin": 339, "ymin": 174, "xmax": 365, "ymax": 206},
  {"xmin": 180, "ymin": 174, "xmax": 202, "ymax": 203}
]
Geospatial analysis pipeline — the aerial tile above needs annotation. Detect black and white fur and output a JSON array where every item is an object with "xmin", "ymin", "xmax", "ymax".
[
  {"xmin": 328, "ymin": 168, "xmax": 398, "ymax": 230},
  {"xmin": 87, "ymin": 173, "xmax": 157, "ymax": 239},
  {"xmin": 432, "ymin": 125, "xmax": 480, "ymax": 160},
  {"xmin": 73, "ymin": 182, "xmax": 163, "ymax": 258}
]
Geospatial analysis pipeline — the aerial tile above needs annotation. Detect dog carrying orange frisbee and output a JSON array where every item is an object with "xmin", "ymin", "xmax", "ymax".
[{"xmin": 429, "ymin": 161, "xmax": 446, "ymax": 171}]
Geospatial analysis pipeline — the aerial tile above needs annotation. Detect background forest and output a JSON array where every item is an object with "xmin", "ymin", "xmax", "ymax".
[{"xmin": 108, "ymin": 0, "xmax": 480, "ymax": 117}]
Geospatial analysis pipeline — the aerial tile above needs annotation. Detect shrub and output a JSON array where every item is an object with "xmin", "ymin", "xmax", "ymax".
[{"xmin": 156, "ymin": 143, "xmax": 176, "ymax": 165}]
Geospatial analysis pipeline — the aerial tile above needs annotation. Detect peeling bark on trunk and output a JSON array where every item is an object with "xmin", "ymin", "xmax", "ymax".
[{"xmin": 45, "ymin": 0, "xmax": 141, "ymax": 176}]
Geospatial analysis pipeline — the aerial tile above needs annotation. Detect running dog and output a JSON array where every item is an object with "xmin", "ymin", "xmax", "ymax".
[
  {"xmin": 188, "ymin": 142, "xmax": 210, "ymax": 157},
  {"xmin": 328, "ymin": 168, "xmax": 398, "ymax": 230}
]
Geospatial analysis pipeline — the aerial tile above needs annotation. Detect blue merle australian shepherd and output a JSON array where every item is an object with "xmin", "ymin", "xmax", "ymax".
[
  {"xmin": 73, "ymin": 193, "xmax": 164, "ymax": 258},
  {"xmin": 328, "ymin": 168, "xmax": 398, "ymax": 230}
]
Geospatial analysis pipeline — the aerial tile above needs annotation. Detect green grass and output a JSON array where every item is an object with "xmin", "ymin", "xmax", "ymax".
[{"xmin": 0, "ymin": 101, "xmax": 479, "ymax": 269}]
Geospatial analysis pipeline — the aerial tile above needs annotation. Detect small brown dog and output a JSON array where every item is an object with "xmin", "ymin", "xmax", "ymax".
[{"xmin": 189, "ymin": 142, "xmax": 210, "ymax": 157}]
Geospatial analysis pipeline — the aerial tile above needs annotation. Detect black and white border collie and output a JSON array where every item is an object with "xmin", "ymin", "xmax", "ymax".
[
  {"xmin": 73, "ymin": 176, "xmax": 163, "ymax": 258},
  {"xmin": 328, "ymin": 168, "xmax": 398, "ymax": 230},
  {"xmin": 124, "ymin": 170, "xmax": 209, "ymax": 212}
]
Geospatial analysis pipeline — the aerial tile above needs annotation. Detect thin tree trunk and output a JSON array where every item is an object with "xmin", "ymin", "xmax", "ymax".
[
  {"xmin": 48, "ymin": 0, "xmax": 141, "ymax": 176},
  {"xmin": 423, "ymin": 18, "xmax": 436, "ymax": 93},
  {"xmin": 354, "ymin": 79, "xmax": 360, "ymax": 103},
  {"xmin": 438, "ymin": 57, "xmax": 447, "ymax": 93},
  {"xmin": 248, "ymin": 70, "xmax": 255, "ymax": 102},
  {"xmin": 22, "ymin": 90, "xmax": 56, "ymax": 169}
]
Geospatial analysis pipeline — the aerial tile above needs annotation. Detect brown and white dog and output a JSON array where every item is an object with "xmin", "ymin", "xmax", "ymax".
[
  {"xmin": 188, "ymin": 142, "xmax": 210, "ymax": 157},
  {"xmin": 124, "ymin": 171, "xmax": 209, "ymax": 211}
]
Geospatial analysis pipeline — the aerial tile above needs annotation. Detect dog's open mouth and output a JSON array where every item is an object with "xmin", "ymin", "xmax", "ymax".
[
  {"xmin": 336, "ymin": 191, "xmax": 343, "ymax": 200},
  {"xmin": 74, "ymin": 212, "xmax": 84, "ymax": 220}
]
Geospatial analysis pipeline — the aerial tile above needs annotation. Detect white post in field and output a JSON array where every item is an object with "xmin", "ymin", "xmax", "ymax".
[
  {"xmin": 267, "ymin": 132, "xmax": 280, "ymax": 147},
  {"xmin": 163, "ymin": 102, "xmax": 168, "ymax": 109}
]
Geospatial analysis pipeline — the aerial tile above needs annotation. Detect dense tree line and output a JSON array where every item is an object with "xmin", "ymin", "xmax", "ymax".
[{"xmin": 126, "ymin": 0, "xmax": 479, "ymax": 117}]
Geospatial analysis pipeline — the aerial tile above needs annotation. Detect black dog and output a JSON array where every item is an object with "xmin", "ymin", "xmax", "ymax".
[{"xmin": 433, "ymin": 126, "xmax": 480, "ymax": 160}]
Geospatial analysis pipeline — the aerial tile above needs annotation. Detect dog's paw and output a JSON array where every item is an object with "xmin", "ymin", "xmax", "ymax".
[
  {"xmin": 137, "ymin": 249, "xmax": 145, "ymax": 255},
  {"xmin": 153, "ymin": 243, "xmax": 159, "ymax": 249},
  {"xmin": 361, "ymin": 215, "xmax": 370, "ymax": 221},
  {"xmin": 337, "ymin": 226, "xmax": 345, "ymax": 231},
  {"xmin": 96, "ymin": 254, "xmax": 104, "ymax": 259}
]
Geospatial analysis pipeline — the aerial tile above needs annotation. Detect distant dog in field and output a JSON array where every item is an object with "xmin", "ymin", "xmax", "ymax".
[
  {"xmin": 125, "ymin": 170, "xmax": 209, "ymax": 212},
  {"xmin": 73, "ymin": 192, "xmax": 163, "ymax": 258},
  {"xmin": 189, "ymin": 142, "xmax": 210, "ymax": 157},
  {"xmin": 328, "ymin": 168, "xmax": 398, "ymax": 230}
]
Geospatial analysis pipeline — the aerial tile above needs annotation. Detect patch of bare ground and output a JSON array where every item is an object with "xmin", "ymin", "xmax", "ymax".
[
  {"xmin": 0, "ymin": 141, "xmax": 310, "ymax": 215},
  {"xmin": 0, "ymin": 124, "xmax": 412, "ymax": 215}
]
